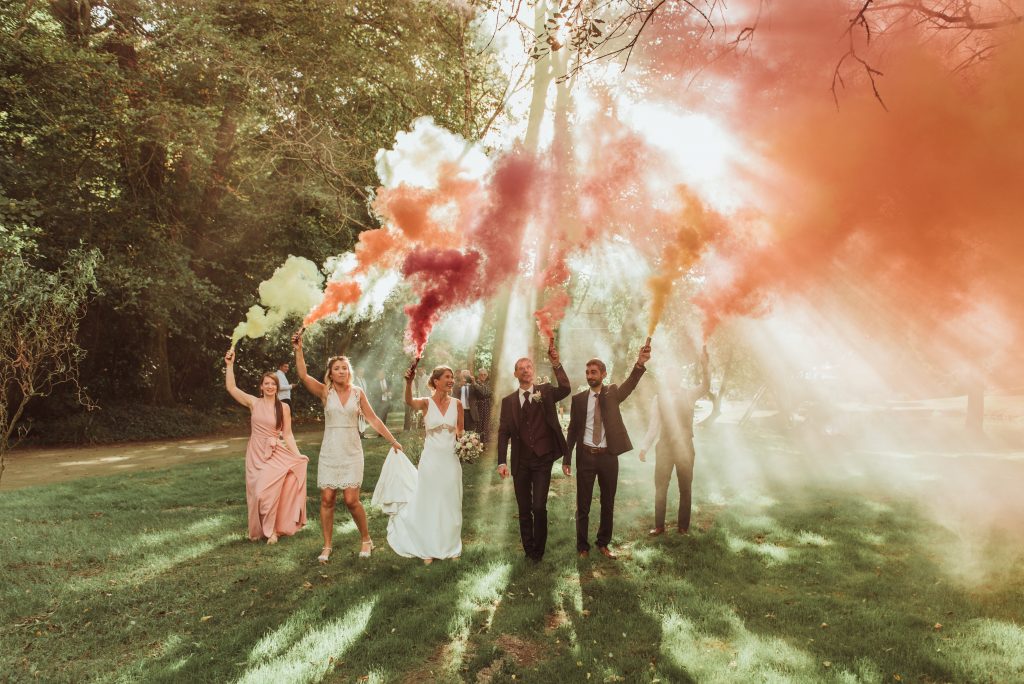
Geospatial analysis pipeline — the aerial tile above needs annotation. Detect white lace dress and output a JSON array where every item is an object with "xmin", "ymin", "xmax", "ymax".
[
  {"xmin": 373, "ymin": 398, "xmax": 463, "ymax": 559},
  {"xmin": 317, "ymin": 387, "xmax": 365, "ymax": 490}
]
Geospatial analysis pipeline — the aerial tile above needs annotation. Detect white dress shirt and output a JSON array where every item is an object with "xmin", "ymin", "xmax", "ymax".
[
  {"xmin": 275, "ymin": 370, "xmax": 292, "ymax": 401},
  {"xmin": 519, "ymin": 386, "xmax": 536, "ymax": 408},
  {"xmin": 583, "ymin": 390, "xmax": 607, "ymax": 448}
]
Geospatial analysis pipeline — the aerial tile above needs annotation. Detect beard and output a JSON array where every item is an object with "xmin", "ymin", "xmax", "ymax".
[{"xmin": 586, "ymin": 378, "xmax": 603, "ymax": 388}]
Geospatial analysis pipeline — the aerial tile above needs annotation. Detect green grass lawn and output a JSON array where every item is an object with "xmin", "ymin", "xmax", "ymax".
[{"xmin": 2, "ymin": 426, "xmax": 1023, "ymax": 683}]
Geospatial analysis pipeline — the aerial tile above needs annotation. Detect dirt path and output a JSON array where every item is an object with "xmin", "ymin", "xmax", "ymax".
[{"xmin": 0, "ymin": 427, "xmax": 327, "ymax": 491}]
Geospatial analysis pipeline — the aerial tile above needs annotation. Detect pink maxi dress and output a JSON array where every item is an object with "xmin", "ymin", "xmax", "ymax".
[{"xmin": 244, "ymin": 399, "xmax": 309, "ymax": 539}]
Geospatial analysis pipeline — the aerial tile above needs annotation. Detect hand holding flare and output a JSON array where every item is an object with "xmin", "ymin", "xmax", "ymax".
[{"xmin": 638, "ymin": 336, "xmax": 653, "ymax": 367}]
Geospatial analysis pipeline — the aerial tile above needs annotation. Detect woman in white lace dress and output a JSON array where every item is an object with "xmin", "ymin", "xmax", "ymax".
[
  {"xmin": 293, "ymin": 331, "xmax": 402, "ymax": 563},
  {"xmin": 373, "ymin": 365, "xmax": 463, "ymax": 564}
]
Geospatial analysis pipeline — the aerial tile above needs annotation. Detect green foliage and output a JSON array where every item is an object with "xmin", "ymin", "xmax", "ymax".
[
  {"xmin": 23, "ymin": 403, "xmax": 232, "ymax": 445},
  {"xmin": 1, "ymin": 0, "xmax": 504, "ymax": 439},
  {"xmin": 0, "ymin": 246, "xmax": 101, "ymax": 480}
]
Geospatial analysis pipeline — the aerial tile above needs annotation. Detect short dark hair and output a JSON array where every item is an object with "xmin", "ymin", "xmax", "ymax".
[
  {"xmin": 585, "ymin": 358, "xmax": 606, "ymax": 373},
  {"xmin": 514, "ymin": 357, "xmax": 532, "ymax": 372}
]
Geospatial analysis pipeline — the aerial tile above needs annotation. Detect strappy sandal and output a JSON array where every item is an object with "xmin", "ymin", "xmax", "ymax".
[
  {"xmin": 359, "ymin": 540, "xmax": 375, "ymax": 559},
  {"xmin": 317, "ymin": 546, "xmax": 332, "ymax": 562}
]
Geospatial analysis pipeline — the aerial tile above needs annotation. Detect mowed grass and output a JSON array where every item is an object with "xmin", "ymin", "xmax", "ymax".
[{"xmin": 2, "ymin": 426, "xmax": 1024, "ymax": 683}]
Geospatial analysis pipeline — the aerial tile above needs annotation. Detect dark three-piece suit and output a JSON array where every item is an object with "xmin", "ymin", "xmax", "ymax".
[{"xmin": 496, "ymin": 363, "xmax": 570, "ymax": 560}]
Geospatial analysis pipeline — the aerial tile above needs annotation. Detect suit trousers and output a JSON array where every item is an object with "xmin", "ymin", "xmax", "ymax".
[
  {"xmin": 513, "ymin": 456, "xmax": 553, "ymax": 559},
  {"xmin": 654, "ymin": 438, "xmax": 695, "ymax": 531},
  {"xmin": 575, "ymin": 450, "xmax": 618, "ymax": 551}
]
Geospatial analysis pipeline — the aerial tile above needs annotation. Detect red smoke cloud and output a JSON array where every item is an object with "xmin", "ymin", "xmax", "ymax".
[
  {"xmin": 401, "ymin": 151, "xmax": 538, "ymax": 355},
  {"xmin": 402, "ymin": 249, "xmax": 483, "ymax": 357}
]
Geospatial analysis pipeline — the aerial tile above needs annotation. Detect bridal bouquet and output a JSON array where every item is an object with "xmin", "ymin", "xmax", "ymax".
[{"xmin": 455, "ymin": 431, "xmax": 484, "ymax": 464}]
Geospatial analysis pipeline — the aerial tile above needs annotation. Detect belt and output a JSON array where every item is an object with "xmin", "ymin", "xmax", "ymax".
[{"xmin": 582, "ymin": 445, "xmax": 608, "ymax": 455}]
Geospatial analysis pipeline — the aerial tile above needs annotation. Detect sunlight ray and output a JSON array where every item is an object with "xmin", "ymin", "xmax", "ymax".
[{"xmin": 236, "ymin": 598, "xmax": 376, "ymax": 684}]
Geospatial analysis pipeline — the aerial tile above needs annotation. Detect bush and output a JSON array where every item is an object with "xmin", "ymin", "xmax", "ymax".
[{"xmin": 22, "ymin": 403, "xmax": 235, "ymax": 446}]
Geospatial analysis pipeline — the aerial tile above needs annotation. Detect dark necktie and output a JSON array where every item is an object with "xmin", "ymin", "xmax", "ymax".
[{"xmin": 592, "ymin": 393, "xmax": 603, "ymax": 446}]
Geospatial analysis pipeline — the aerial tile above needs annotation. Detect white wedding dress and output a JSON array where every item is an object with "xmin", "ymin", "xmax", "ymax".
[{"xmin": 372, "ymin": 397, "xmax": 463, "ymax": 559}]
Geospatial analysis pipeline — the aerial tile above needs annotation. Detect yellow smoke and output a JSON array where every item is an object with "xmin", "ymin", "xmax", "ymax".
[{"xmin": 231, "ymin": 255, "xmax": 325, "ymax": 347}]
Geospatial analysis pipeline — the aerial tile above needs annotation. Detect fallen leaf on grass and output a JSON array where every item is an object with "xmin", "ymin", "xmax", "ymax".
[
  {"xmin": 303, "ymin": 581, "xmax": 313, "ymax": 589},
  {"xmin": 200, "ymin": 616, "xmax": 213, "ymax": 622},
  {"xmin": 933, "ymin": 623, "xmax": 942, "ymax": 630}
]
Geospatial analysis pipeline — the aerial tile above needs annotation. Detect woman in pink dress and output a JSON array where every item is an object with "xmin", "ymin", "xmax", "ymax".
[{"xmin": 225, "ymin": 349, "xmax": 309, "ymax": 543}]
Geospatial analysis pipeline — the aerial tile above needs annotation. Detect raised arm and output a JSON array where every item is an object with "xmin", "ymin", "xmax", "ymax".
[
  {"xmin": 547, "ymin": 342, "xmax": 572, "ymax": 402},
  {"xmin": 292, "ymin": 330, "xmax": 326, "ymax": 400},
  {"xmin": 617, "ymin": 338, "xmax": 652, "ymax": 403},
  {"xmin": 358, "ymin": 389, "xmax": 403, "ymax": 452},
  {"xmin": 404, "ymin": 366, "xmax": 428, "ymax": 412},
  {"xmin": 224, "ymin": 349, "xmax": 256, "ymax": 409}
]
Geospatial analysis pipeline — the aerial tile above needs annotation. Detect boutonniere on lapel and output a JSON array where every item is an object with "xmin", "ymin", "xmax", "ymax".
[{"xmin": 530, "ymin": 391, "xmax": 543, "ymax": 404}]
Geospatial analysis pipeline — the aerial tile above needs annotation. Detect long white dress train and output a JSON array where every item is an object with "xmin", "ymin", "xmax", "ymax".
[{"xmin": 372, "ymin": 398, "xmax": 463, "ymax": 559}]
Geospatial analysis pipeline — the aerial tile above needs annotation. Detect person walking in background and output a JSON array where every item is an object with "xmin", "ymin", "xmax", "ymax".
[
  {"xmin": 372, "ymin": 369, "xmax": 393, "ymax": 428},
  {"xmin": 275, "ymin": 362, "xmax": 294, "ymax": 407},
  {"xmin": 564, "ymin": 340, "xmax": 652, "ymax": 560},
  {"xmin": 293, "ymin": 331, "xmax": 403, "ymax": 563},
  {"xmin": 224, "ymin": 349, "xmax": 308, "ymax": 544},
  {"xmin": 473, "ymin": 368, "xmax": 493, "ymax": 443},
  {"xmin": 638, "ymin": 346, "xmax": 710, "ymax": 536},
  {"xmin": 459, "ymin": 369, "xmax": 491, "ymax": 436}
]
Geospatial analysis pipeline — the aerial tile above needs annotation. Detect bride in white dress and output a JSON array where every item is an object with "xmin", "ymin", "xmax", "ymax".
[{"xmin": 372, "ymin": 365, "xmax": 463, "ymax": 563}]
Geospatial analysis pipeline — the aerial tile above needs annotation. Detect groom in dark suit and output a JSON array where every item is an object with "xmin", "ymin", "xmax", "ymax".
[
  {"xmin": 565, "ymin": 339, "xmax": 652, "ymax": 559},
  {"xmin": 497, "ymin": 341, "xmax": 571, "ymax": 562}
]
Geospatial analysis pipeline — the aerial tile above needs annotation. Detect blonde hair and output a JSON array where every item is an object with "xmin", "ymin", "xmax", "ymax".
[
  {"xmin": 322, "ymin": 355, "xmax": 352, "ymax": 405},
  {"xmin": 428, "ymin": 365, "xmax": 454, "ymax": 390}
]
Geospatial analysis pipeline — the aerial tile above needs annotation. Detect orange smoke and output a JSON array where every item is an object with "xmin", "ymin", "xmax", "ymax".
[
  {"xmin": 694, "ymin": 38, "xmax": 1024, "ymax": 376},
  {"xmin": 304, "ymin": 280, "xmax": 362, "ymax": 326},
  {"xmin": 535, "ymin": 291, "xmax": 572, "ymax": 342},
  {"xmin": 352, "ymin": 228, "xmax": 399, "ymax": 275},
  {"xmin": 646, "ymin": 188, "xmax": 726, "ymax": 336},
  {"xmin": 372, "ymin": 162, "xmax": 484, "ymax": 248}
]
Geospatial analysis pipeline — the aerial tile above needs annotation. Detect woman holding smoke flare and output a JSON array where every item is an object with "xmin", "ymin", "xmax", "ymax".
[
  {"xmin": 224, "ymin": 349, "xmax": 309, "ymax": 544},
  {"xmin": 292, "ymin": 329, "xmax": 403, "ymax": 563}
]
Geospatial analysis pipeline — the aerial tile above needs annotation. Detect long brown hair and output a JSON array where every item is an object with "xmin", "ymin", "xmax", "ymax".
[
  {"xmin": 260, "ymin": 372, "xmax": 285, "ymax": 431},
  {"xmin": 322, "ymin": 355, "xmax": 352, "ymax": 405}
]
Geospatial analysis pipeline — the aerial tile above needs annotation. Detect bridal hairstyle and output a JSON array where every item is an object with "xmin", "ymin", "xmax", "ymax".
[
  {"xmin": 428, "ymin": 365, "xmax": 454, "ymax": 390},
  {"xmin": 322, "ymin": 355, "xmax": 352, "ymax": 405},
  {"xmin": 259, "ymin": 372, "xmax": 285, "ymax": 431}
]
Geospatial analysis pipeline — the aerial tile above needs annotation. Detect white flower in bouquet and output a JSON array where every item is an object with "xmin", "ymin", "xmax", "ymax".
[{"xmin": 456, "ymin": 431, "xmax": 485, "ymax": 464}]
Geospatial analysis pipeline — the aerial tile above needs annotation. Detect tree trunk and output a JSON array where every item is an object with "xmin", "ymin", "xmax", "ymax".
[{"xmin": 148, "ymin": 321, "xmax": 175, "ymax": 406}]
